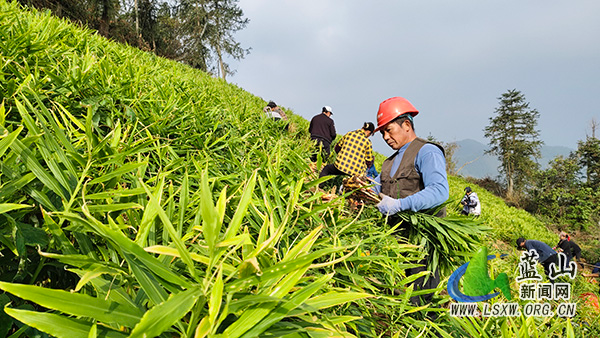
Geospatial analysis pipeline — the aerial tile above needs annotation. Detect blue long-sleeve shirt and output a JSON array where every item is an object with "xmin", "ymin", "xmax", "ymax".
[
  {"xmin": 373, "ymin": 142, "xmax": 449, "ymax": 212},
  {"xmin": 524, "ymin": 240, "xmax": 557, "ymax": 263}
]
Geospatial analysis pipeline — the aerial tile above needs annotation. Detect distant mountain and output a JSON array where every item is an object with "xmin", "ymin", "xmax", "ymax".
[
  {"xmin": 452, "ymin": 139, "xmax": 573, "ymax": 179},
  {"xmin": 540, "ymin": 145, "xmax": 575, "ymax": 164}
]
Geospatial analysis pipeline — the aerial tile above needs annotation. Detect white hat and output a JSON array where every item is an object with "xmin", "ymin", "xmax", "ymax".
[{"xmin": 323, "ymin": 106, "xmax": 332, "ymax": 113}]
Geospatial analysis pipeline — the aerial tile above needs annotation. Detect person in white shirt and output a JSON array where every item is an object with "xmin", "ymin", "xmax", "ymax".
[{"xmin": 461, "ymin": 186, "xmax": 481, "ymax": 216}]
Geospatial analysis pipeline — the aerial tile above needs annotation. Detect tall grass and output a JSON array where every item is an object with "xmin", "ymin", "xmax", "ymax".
[
  {"xmin": 1, "ymin": 1, "xmax": 593, "ymax": 337},
  {"xmin": 0, "ymin": 1, "xmax": 443, "ymax": 336}
]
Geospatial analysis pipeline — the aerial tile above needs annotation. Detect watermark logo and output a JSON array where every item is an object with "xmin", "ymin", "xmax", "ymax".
[
  {"xmin": 448, "ymin": 247, "xmax": 578, "ymax": 318},
  {"xmin": 515, "ymin": 250, "xmax": 577, "ymax": 317},
  {"xmin": 448, "ymin": 246, "xmax": 511, "ymax": 303}
]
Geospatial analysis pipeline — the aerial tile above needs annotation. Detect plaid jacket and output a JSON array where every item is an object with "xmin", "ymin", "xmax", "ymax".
[{"xmin": 334, "ymin": 129, "xmax": 373, "ymax": 176}]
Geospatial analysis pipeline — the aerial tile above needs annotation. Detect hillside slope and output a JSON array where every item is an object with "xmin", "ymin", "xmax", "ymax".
[
  {"xmin": 1, "ymin": 2, "xmax": 596, "ymax": 337},
  {"xmin": 2, "ymin": 2, "xmax": 449, "ymax": 336},
  {"xmin": 447, "ymin": 176, "xmax": 555, "ymax": 244}
]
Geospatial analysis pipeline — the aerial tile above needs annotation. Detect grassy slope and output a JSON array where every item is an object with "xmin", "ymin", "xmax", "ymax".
[
  {"xmin": 1, "ymin": 0, "xmax": 558, "ymax": 252},
  {"xmin": 447, "ymin": 176, "xmax": 555, "ymax": 245},
  {"xmin": 0, "ymin": 0, "xmax": 581, "ymax": 295},
  {"xmin": 2, "ymin": 2, "xmax": 383, "ymax": 336},
  {"xmin": 3, "ymin": 1, "xmax": 599, "ymax": 336},
  {"xmin": 0, "ymin": 0, "xmax": 315, "ymax": 180}
]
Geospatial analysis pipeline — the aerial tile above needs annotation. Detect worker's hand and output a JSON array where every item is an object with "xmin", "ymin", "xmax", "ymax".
[{"xmin": 376, "ymin": 194, "xmax": 402, "ymax": 216}]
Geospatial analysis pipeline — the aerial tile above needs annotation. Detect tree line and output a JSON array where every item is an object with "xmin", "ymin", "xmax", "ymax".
[
  {"xmin": 484, "ymin": 89, "xmax": 600, "ymax": 230},
  {"xmin": 16, "ymin": 0, "xmax": 249, "ymax": 80}
]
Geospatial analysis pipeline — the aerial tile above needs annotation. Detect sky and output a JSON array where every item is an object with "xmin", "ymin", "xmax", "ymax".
[{"xmin": 226, "ymin": 1, "xmax": 600, "ymax": 155}]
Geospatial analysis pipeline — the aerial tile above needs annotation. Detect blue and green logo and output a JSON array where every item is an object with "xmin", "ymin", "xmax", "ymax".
[{"xmin": 448, "ymin": 247, "xmax": 512, "ymax": 302}]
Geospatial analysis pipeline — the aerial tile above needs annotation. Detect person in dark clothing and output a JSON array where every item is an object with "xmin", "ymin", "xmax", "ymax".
[
  {"xmin": 517, "ymin": 237, "xmax": 559, "ymax": 283},
  {"xmin": 592, "ymin": 263, "xmax": 600, "ymax": 293},
  {"xmin": 309, "ymin": 106, "xmax": 336, "ymax": 161},
  {"xmin": 554, "ymin": 231, "xmax": 582, "ymax": 263}
]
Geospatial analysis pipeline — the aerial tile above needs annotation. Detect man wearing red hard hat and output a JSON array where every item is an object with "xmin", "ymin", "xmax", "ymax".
[{"xmin": 371, "ymin": 96, "xmax": 449, "ymax": 306}]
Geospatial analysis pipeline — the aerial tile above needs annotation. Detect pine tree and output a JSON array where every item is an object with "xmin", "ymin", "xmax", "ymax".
[
  {"xmin": 531, "ymin": 154, "xmax": 579, "ymax": 218},
  {"xmin": 577, "ymin": 135, "xmax": 600, "ymax": 190},
  {"xmin": 484, "ymin": 89, "xmax": 543, "ymax": 202}
]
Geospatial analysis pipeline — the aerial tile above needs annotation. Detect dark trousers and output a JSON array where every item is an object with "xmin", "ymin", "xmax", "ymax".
[
  {"xmin": 406, "ymin": 259, "xmax": 441, "ymax": 306},
  {"xmin": 318, "ymin": 164, "xmax": 346, "ymax": 178},
  {"xmin": 310, "ymin": 137, "xmax": 331, "ymax": 162},
  {"xmin": 541, "ymin": 254, "xmax": 559, "ymax": 283},
  {"xmin": 318, "ymin": 164, "xmax": 347, "ymax": 189},
  {"xmin": 390, "ymin": 218, "xmax": 441, "ymax": 306}
]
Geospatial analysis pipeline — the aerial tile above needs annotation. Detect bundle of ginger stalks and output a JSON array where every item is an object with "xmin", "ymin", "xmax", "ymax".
[{"xmin": 343, "ymin": 176, "xmax": 381, "ymax": 204}]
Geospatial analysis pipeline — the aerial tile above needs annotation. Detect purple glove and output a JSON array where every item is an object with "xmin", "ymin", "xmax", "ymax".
[{"xmin": 376, "ymin": 194, "xmax": 402, "ymax": 215}]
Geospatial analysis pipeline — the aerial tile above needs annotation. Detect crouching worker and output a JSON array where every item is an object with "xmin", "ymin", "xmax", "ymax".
[
  {"xmin": 554, "ymin": 231, "xmax": 582, "ymax": 265},
  {"xmin": 461, "ymin": 186, "xmax": 481, "ymax": 216},
  {"xmin": 516, "ymin": 237, "xmax": 558, "ymax": 283},
  {"xmin": 319, "ymin": 122, "xmax": 375, "ymax": 179},
  {"xmin": 263, "ymin": 100, "xmax": 289, "ymax": 131},
  {"xmin": 370, "ymin": 97, "xmax": 449, "ymax": 306}
]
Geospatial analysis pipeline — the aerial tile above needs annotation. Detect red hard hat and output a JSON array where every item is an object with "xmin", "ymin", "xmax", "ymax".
[{"xmin": 374, "ymin": 97, "xmax": 419, "ymax": 132}]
